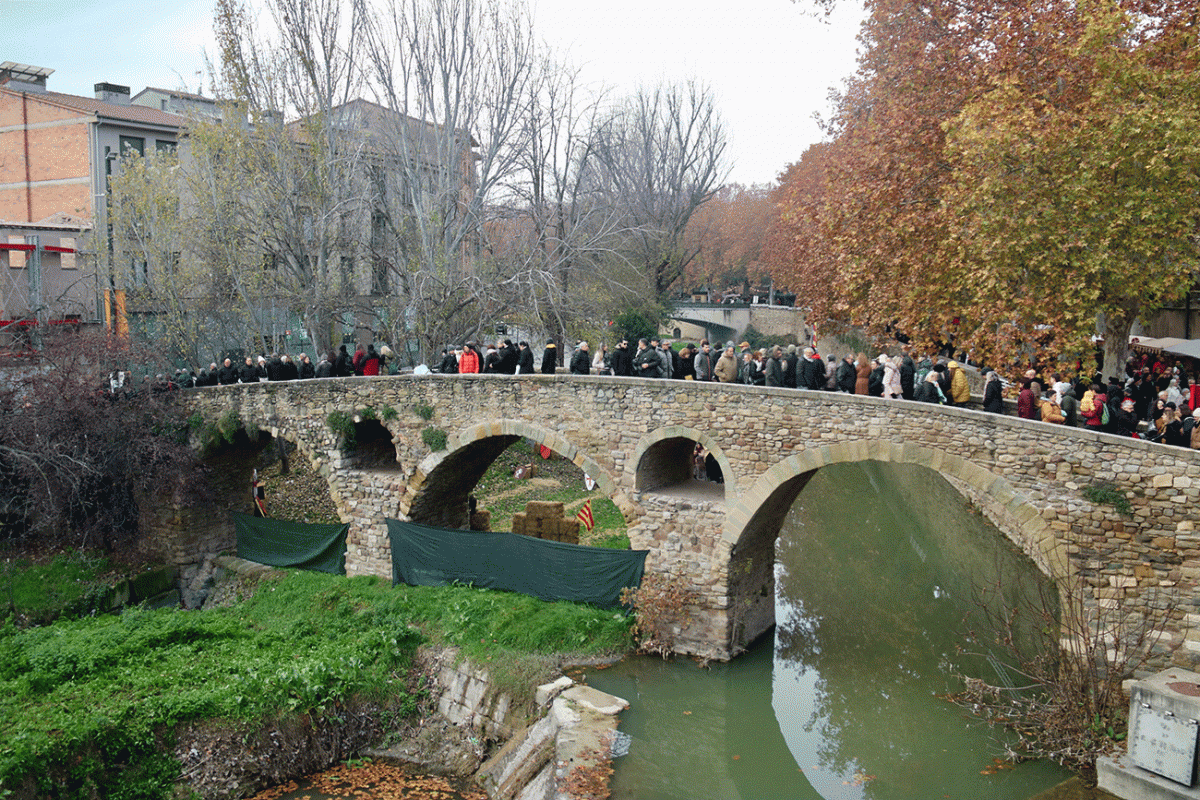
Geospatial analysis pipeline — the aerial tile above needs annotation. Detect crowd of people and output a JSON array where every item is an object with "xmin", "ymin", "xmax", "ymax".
[
  {"xmin": 996, "ymin": 350, "xmax": 1200, "ymax": 448},
  {"xmin": 142, "ymin": 333, "xmax": 1200, "ymax": 449},
  {"xmin": 133, "ymin": 343, "xmax": 398, "ymax": 391}
]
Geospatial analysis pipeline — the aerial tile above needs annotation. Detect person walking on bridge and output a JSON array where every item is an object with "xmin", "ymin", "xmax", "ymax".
[
  {"xmin": 765, "ymin": 346, "xmax": 785, "ymax": 387},
  {"xmin": 715, "ymin": 345, "xmax": 738, "ymax": 383},
  {"xmin": 516, "ymin": 341, "xmax": 535, "ymax": 374},
  {"xmin": 836, "ymin": 354, "xmax": 856, "ymax": 393},
  {"xmin": 570, "ymin": 342, "xmax": 591, "ymax": 375},
  {"xmin": 611, "ymin": 339, "xmax": 632, "ymax": 377},
  {"xmin": 694, "ymin": 342, "xmax": 715, "ymax": 382}
]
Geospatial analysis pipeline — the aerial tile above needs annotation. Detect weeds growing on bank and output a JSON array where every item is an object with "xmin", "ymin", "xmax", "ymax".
[
  {"xmin": 0, "ymin": 569, "xmax": 633, "ymax": 800},
  {"xmin": 0, "ymin": 550, "xmax": 118, "ymax": 625}
]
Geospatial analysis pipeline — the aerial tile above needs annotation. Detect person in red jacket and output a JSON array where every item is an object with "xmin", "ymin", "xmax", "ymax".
[
  {"xmin": 459, "ymin": 341, "xmax": 481, "ymax": 373},
  {"xmin": 1017, "ymin": 381, "xmax": 1039, "ymax": 420},
  {"xmin": 1080, "ymin": 383, "xmax": 1108, "ymax": 429},
  {"xmin": 362, "ymin": 344, "xmax": 381, "ymax": 376}
]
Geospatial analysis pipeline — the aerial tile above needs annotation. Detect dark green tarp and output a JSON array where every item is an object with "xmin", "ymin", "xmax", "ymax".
[
  {"xmin": 234, "ymin": 512, "xmax": 348, "ymax": 575},
  {"xmin": 386, "ymin": 518, "xmax": 647, "ymax": 608}
]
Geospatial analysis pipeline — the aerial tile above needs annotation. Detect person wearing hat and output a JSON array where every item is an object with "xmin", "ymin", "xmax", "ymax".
[
  {"xmin": 540, "ymin": 340, "xmax": 557, "ymax": 374},
  {"xmin": 460, "ymin": 341, "xmax": 481, "ymax": 373}
]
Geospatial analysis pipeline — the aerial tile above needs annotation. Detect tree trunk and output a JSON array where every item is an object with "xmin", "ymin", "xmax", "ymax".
[{"xmin": 1098, "ymin": 308, "xmax": 1134, "ymax": 382}]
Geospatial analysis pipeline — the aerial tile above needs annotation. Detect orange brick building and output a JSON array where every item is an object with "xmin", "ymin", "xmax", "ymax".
[{"xmin": 0, "ymin": 62, "xmax": 185, "ymax": 330}]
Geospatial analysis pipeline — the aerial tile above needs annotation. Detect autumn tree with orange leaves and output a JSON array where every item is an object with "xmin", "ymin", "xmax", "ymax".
[
  {"xmin": 775, "ymin": 0, "xmax": 1200, "ymax": 375},
  {"xmin": 682, "ymin": 183, "xmax": 778, "ymax": 298}
]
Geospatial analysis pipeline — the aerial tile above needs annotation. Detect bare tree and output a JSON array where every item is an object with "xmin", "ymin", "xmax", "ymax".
[
  {"xmin": 489, "ymin": 58, "xmax": 634, "ymax": 348},
  {"xmin": 207, "ymin": 0, "xmax": 372, "ymax": 359},
  {"xmin": 0, "ymin": 331, "xmax": 201, "ymax": 553},
  {"xmin": 590, "ymin": 81, "xmax": 729, "ymax": 298},
  {"xmin": 351, "ymin": 0, "xmax": 548, "ymax": 360}
]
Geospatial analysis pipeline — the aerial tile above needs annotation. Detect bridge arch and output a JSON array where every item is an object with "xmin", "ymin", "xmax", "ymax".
[
  {"xmin": 720, "ymin": 439, "xmax": 1070, "ymax": 652},
  {"xmin": 402, "ymin": 419, "xmax": 626, "ymax": 528},
  {"xmin": 632, "ymin": 425, "xmax": 738, "ymax": 496}
]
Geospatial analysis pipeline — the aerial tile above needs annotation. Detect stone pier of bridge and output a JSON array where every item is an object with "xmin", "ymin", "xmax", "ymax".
[{"xmin": 165, "ymin": 374, "xmax": 1200, "ymax": 668}]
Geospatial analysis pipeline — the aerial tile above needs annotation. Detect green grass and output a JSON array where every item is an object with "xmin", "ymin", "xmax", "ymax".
[
  {"xmin": 0, "ymin": 551, "xmax": 117, "ymax": 625},
  {"xmin": 0, "ymin": 569, "xmax": 632, "ymax": 800}
]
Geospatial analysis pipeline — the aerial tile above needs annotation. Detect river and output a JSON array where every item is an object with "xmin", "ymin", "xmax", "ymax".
[{"xmin": 588, "ymin": 460, "xmax": 1071, "ymax": 800}]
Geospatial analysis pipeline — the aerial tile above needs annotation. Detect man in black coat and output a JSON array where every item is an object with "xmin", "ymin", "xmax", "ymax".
[
  {"xmin": 570, "ymin": 342, "xmax": 590, "ymax": 375},
  {"xmin": 799, "ymin": 347, "xmax": 825, "ymax": 390},
  {"xmin": 239, "ymin": 357, "xmax": 259, "ymax": 384},
  {"xmin": 438, "ymin": 347, "xmax": 459, "ymax": 374},
  {"xmin": 334, "ymin": 345, "xmax": 353, "ymax": 377},
  {"xmin": 497, "ymin": 339, "xmax": 519, "ymax": 374},
  {"xmin": 899, "ymin": 345, "xmax": 916, "ymax": 400},
  {"xmin": 298, "ymin": 354, "xmax": 316, "ymax": 379},
  {"xmin": 218, "ymin": 358, "xmax": 237, "ymax": 385},
  {"xmin": 783, "ymin": 345, "xmax": 799, "ymax": 388},
  {"xmin": 765, "ymin": 346, "xmax": 785, "ymax": 387},
  {"xmin": 610, "ymin": 339, "xmax": 632, "ymax": 377},
  {"xmin": 836, "ymin": 354, "xmax": 856, "ymax": 393}
]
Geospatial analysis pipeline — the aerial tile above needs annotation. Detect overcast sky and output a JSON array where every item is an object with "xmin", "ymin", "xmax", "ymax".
[{"xmin": 5, "ymin": 0, "xmax": 863, "ymax": 185}]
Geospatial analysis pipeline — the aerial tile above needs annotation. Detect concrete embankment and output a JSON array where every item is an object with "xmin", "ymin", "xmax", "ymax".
[{"xmin": 367, "ymin": 646, "xmax": 628, "ymax": 800}]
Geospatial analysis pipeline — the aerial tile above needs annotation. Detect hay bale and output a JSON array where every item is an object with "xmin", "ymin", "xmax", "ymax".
[{"xmin": 525, "ymin": 501, "xmax": 564, "ymax": 519}]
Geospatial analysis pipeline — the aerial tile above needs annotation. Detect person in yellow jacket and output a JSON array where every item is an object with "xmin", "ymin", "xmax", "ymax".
[{"xmin": 947, "ymin": 360, "xmax": 971, "ymax": 405}]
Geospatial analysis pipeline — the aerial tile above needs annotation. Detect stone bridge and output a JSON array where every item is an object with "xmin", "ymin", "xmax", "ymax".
[
  {"xmin": 668, "ymin": 302, "xmax": 809, "ymax": 344},
  {"xmin": 173, "ymin": 375, "xmax": 1200, "ymax": 666}
]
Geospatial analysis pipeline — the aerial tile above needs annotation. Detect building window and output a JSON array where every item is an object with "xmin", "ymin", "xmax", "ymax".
[
  {"xmin": 61, "ymin": 237, "xmax": 76, "ymax": 269},
  {"xmin": 120, "ymin": 136, "xmax": 145, "ymax": 157},
  {"xmin": 156, "ymin": 140, "xmax": 176, "ymax": 154},
  {"xmin": 131, "ymin": 258, "xmax": 148, "ymax": 286},
  {"xmin": 8, "ymin": 236, "xmax": 25, "ymax": 268}
]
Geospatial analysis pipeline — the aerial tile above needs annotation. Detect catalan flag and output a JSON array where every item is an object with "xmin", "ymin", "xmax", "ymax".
[{"xmin": 576, "ymin": 499, "xmax": 595, "ymax": 532}]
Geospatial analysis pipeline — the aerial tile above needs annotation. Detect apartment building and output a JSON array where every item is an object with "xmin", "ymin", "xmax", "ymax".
[{"xmin": 0, "ymin": 61, "xmax": 185, "ymax": 334}]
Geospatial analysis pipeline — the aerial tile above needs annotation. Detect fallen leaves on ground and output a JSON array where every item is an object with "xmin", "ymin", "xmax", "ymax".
[{"xmin": 246, "ymin": 761, "xmax": 486, "ymax": 800}]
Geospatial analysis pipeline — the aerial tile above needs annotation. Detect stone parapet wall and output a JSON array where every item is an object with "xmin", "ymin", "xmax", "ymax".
[{"xmin": 171, "ymin": 375, "xmax": 1200, "ymax": 667}]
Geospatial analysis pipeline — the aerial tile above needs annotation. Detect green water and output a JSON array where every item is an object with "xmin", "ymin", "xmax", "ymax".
[{"xmin": 589, "ymin": 461, "xmax": 1071, "ymax": 800}]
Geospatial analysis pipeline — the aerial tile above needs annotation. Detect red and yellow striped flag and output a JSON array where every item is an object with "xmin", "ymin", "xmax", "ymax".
[{"xmin": 576, "ymin": 500, "xmax": 595, "ymax": 532}]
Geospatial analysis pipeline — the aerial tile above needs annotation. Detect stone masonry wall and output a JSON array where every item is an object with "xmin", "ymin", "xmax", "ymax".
[{"xmin": 173, "ymin": 374, "xmax": 1200, "ymax": 667}]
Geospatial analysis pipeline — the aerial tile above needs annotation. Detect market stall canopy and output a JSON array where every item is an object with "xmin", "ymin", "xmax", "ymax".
[
  {"xmin": 1163, "ymin": 340, "xmax": 1200, "ymax": 359},
  {"xmin": 1130, "ymin": 336, "xmax": 1188, "ymax": 353}
]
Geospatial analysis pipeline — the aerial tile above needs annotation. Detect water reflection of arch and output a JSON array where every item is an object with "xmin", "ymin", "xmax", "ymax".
[
  {"xmin": 632, "ymin": 425, "xmax": 737, "ymax": 496},
  {"xmin": 402, "ymin": 420, "xmax": 625, "ymax": 528},
  {"xmin": 721, "ymin": 439, "xmax": 1069, "ymax": 652}
]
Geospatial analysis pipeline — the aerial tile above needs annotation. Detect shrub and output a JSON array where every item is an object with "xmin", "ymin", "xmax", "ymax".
[
  {"xmin": 619, "ymin": 573, "xmax": 698, "ymax": 659},
  {"xmin": 413, "ymin": 402, "xmax": 435, "ymax": 421},
  {"xmin": 1082, "ymin": 482, "xmax": 1132, "ymax": 516},
  {"xmin": 327, "ymin": 411, "xmax": 356, "ymax": 450},
  {"xmin": 421, "ymin": 427, "xmax": 447, "ymax": 452},
  {"xmin": 378, "ymin": 405, "xmax": 398, "ymax": 421}
]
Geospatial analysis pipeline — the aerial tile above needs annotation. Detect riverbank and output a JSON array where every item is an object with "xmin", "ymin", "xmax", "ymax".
[{"xmin": 0, "ymin": 567, "xmax": 632, "ymax": 800}]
